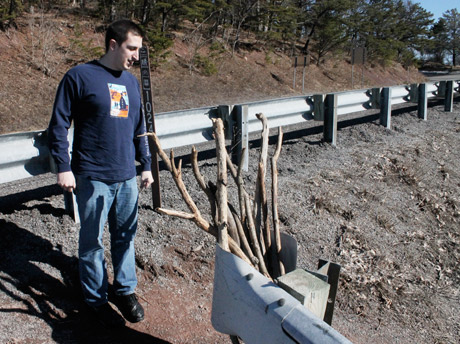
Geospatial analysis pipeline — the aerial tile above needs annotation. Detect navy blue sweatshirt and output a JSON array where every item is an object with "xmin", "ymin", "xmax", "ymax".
[{"xmin": 48, "ymin": 60, "xmax": 151, "ymax": 183}]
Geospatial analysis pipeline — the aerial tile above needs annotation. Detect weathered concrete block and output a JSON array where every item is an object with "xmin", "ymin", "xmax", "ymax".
[{"xmin": 276, "ymin": 269, "xmax": 330, "ymax": 320}]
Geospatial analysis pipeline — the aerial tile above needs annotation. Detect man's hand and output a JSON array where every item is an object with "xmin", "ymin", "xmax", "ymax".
[
  {"xmin": 57, "ymin": 171, "xmax": 76, "ymax": 192},
  {"xmin": 140, "ymin": 170, "xmax": 154, "ymax": 189}
]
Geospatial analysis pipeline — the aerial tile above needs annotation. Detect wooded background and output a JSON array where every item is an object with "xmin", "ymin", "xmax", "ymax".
[{"xmin": 1, "ymin": 0, "xmax": 459, "ymax": 68}]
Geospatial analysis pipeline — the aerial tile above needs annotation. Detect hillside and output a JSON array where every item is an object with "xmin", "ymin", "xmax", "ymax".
[{"xmin": 0, "ymin": 10, "xmax": 426, "ymax": 135}]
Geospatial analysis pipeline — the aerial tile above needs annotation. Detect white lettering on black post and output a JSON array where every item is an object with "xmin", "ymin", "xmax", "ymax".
[{"xmin": 140, "ymin": 47, "xmax": 155, "ymax": 133}]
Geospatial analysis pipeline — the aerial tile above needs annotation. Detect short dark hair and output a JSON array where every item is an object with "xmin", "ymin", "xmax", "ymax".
[{"xmin": 105, "ymin": 19, "xmax": 144, "ymax": 52}]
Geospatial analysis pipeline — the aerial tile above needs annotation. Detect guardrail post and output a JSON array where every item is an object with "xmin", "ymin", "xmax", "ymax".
[
  {"xmin": 409, "ymin": 84, "xmax": 419, "ymax": 103},
  {"xmin": 371, "ymin": 88, "xmax": 381, "ymax": 109},
  {"xmin": 318, "ymin": 259, "xmax": 341, "ymax": 326},
  {"xmin": 445, "ymin": 80, "xmax": 454, "ymax": 112},
  {"xmin": 380, "ymin": 87, "xmax": 391, "ymax": 129},
  {"xmin": 218, "ymin": 105, "xmax": 234, "ymax": 139},
  {"xmin": 231, "ymin": 105, "xmax": 249, "ymax": 171},
  {"xmin": 438, "ymin": 81, "xmax": 446, "ymax": 98},
  {"xmin": 323, "ymin": 94, "xmax": 337, "ymax": 145},
  {"xmin": 418, "ymin": 83, "xmax": 428, "ymax": 120},
  {"xmin": 313, "ymin": 94, "xmax": 325, "ymax": 121}
]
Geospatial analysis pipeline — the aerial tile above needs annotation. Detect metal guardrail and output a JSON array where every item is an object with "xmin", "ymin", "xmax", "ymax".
[
  {"xmin": 154, "ymin": 106, "xmax": 218, "ymax": 150},
  {"xmin": 390, "ymin": 85, "xmax": 411, "ymax": 105},
  {"xmin": 0, "ymin": 107, "xmax": 218, "ymax": 184},
  {"xmin": 336, "ymin": 89, "xmax": 375, "ymax": 115},
  {"xmin": 0, "ymin": 80, "xmax": 459, "ymax": 185},
  {"xmin": 0, "ymin": 131, "xmax": 50, "ymax": 184},
  {"xmin": 425, "ymin": 82, "xmax": 439, "ymax": 96},
  {"xmin": 230, "ymin": 80, "xmax": 456, "ymax": 166},
  {"xmin": 237, "ymin": 96, "xmax": 314, "ymax": 133}
]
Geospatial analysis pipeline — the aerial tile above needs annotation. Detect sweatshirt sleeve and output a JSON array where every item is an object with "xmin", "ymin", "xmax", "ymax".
[
  {"xmin": 47, "ymin": 73, "xmax": 76, "ymax": 173},
  {"xmin": 134, "ymin": 99, "xmax": 152, "ymax": 172}
]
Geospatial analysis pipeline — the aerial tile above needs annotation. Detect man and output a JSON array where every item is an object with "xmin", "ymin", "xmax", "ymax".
[{"xmin": 48, "ymin": 19, "xmax": 153, "ymax": 327}]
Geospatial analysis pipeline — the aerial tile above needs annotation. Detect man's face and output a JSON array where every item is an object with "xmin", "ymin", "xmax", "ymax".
[{"xmin": 110, "ymin": 32, "xmax": 142, "ymax": 71}]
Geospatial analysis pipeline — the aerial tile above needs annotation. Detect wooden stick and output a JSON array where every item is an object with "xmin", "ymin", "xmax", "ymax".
[
  {"xmin": 213, "ymin": 118, "xmax": 229, "ymax": 252},
  {"xmin": 157, "ymin": 208, "xmax": 196, "ymax": 220},
  {"xmin": 226, "ymin": 151, "xmax": 266, "ymax": 270},
  {"xmin": 228, "ymin": 203, "xmax": 258, "ymax": 265},
  {"xmin": 245, "ymin": 196, "xmax": 269, "ymax": 277},
  {"xmin": 253, "ymin": 113, "xmax": 269, "ymax": 257},
  {"xmin": 253, "ymin": 165, "xmax": 265, "ymax": 255},
  {"xmin": 226, "ymin": 149, "xmax": 247, "ymax": 224},
  {"xmin": 169, "ymin": 151, "xmax": 203, "ymax": 219},
  {"xmin": 157, "ymin": 207, "xmax": 215, "ymax": 234},
  {"xmin": 255, "ymin": 113, "xmax": 269, "ymax": 180},
  {"xmin": 228, "ymin": 238, "xmax": 252, "ymax": 266},
  {"xmin": 226, "ymin": 203, "xmax": 240, "ymax": 245},
  {"xmin": 271, "ymin": 127, "xmax": 285, "ymax": 276},
  {"xmin": 259, "ymin": 161, "xmax": 272, "ymax": 272},
  {"xmin": 191, "ymin": 146, "xmax": 217, "ymax": 224},
  {"xmin": 226, "ymin": 151, "xmax": 238, "ymax": 179},
  {"xmin": 237, "ymin": 149, "xmax": 247, "ymax": 224},
  {"xmin": 140, "ymin": 133, "xmax": 202, "ymax": 219},
  {"xmin": 139, "ymin": 132, "xmax": 171, "ymax": 171}
]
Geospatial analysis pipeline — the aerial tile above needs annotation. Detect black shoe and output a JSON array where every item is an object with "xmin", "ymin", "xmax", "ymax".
[
  {"xmin": 112, "ymin": 293, "xmax": 144, "ymax": 323},
  {"xmin": 88, "ymin": 302, "xmax": 126, "ymax": 328}
]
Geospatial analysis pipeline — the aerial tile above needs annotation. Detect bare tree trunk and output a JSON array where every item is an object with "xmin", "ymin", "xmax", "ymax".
[
  {"xmin": 109, "ymin": 0, "xmax": 116, "ymax": 22},
  {"xmin": 141, "ymin": 0, "xmax": 150, "ymax": 24}
]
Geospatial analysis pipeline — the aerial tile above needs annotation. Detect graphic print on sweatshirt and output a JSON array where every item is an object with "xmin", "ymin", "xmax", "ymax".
[{"xmin": 108, "ymin": 83, "xmax": 129, "ymax": 118}]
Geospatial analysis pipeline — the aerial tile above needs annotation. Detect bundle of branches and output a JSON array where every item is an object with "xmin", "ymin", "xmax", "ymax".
[{"xmin": 141, "ymin": 113, "xmax": 285, "ymax": 280}]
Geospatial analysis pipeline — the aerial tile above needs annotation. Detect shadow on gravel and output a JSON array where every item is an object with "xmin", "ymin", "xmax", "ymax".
[
  {"xmin": 0, "ymin": 184, "xmax": 62, "ymax": 215},
  {"xmin": 0, "ymin": 220, "xmax": 170, "ymax": 343}
]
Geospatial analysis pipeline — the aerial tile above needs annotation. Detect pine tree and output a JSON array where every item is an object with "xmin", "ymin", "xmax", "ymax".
[{"xmin": 442, "ymin": 9, "xmax": 460, "ymax": 66}]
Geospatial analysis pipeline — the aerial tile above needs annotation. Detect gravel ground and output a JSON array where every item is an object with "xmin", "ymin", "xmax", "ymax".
[{"xmin": 1, "ymin": 99, "xmax": 459, "ymax": 343}]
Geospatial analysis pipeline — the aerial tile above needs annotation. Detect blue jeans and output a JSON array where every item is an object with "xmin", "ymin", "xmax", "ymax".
[{"xmin": 75, "ymin": 176, "xmax": 139, "ymax": 306}]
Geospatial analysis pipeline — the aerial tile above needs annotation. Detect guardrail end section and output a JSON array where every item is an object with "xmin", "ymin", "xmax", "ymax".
[{"xmin": 211, "ymin": 242, "xmax": 352, "ymax": 344}]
